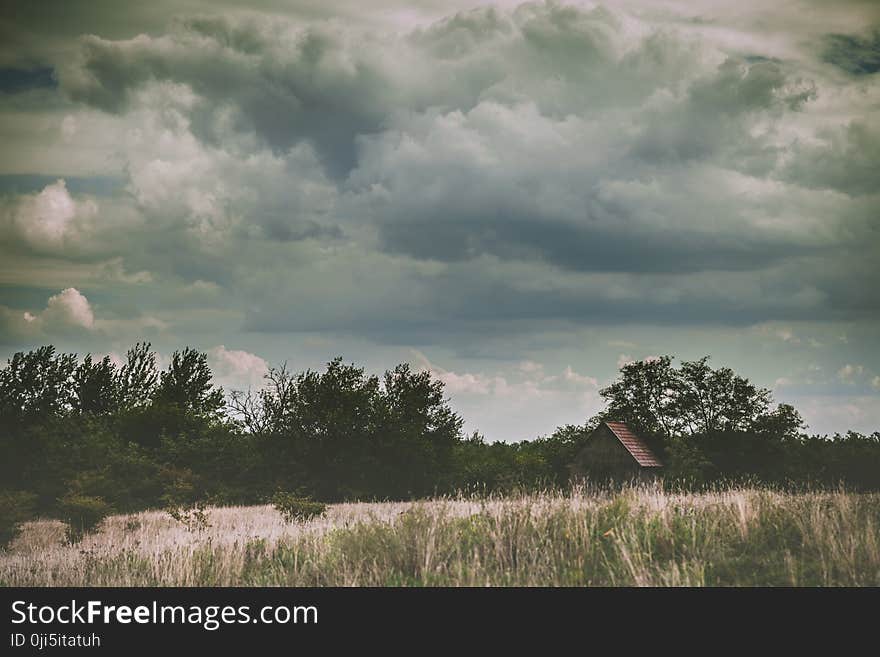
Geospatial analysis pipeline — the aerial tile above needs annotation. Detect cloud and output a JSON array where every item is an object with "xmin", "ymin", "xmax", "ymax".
[
  {"xmin": 208, "ymin": 344, "xmax": 268, "ymax": 389},
  {"xmin": 7, "ymin": 179, "xmax": 97, "ymax": 249},
  {"xmin": 4, "ymin": 3, "xmax": 868, "ymax": 341},
  {"xmin": 562, "ymin": 365, "xmax": 598, "ymax": 387},
  {"xmin": 42, "ymin": 287, "xmax": 95, "ymax": 329},
  {"xmin": 59, "ymin": 18, "xmax": 405, "ymax": 177},
  {"xmin": 1, "ymin": 287, "xmax": 95, "ymax": 342},
  {"xmin": 837, "ymin": 363, "xmax": 865, "ymax": 383},
  {"xmin": 0, "ymin": 2, "xmax": 879, "ymax": 437},
  {"xmin": 414, "ymin": 349, "xmax": 598, "ymax": 398},
  {"xmin": 783, "ymin": 121, "xmax": 880, "ymax": 196},
  {"xmin": 410, "ymin": 348, "xmax": 604, "ymax": 440},
  {"xmin": 821, "ymin": 30, "xmax": 880, "ymax": 76},
  {"xmin": 0, "ymin": 287, "xmax": 168, "ymax": 345}
]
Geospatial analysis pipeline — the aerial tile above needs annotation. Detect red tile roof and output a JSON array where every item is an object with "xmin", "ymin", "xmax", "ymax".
[{"xmin": 603, "ymin": 421, "xmax": 663, "ymax": 468}]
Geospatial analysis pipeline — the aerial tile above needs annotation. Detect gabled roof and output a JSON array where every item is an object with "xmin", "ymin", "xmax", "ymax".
[{"xmin": 603, "ymin": 421, "xmax": 663, "ymax": 468}]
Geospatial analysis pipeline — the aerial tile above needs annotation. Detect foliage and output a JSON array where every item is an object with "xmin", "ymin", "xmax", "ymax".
[
  {"xmin": 598, "ymin": 355, "xmax": 803, "ymax": 441},
  {"xmin": 153, "ymin": 347, "xmax": 224, "ymax": 416},
  {"xmin": 57, "ymin": 493, "xmax": 112, "ymax": 543},
  {"xmin": 0, "ymin": 490, "xmax": 38, "ymax": 549},
  {"xmin": 0, "ymin": 342, "xmax": 878, "ymax": 536},
  {"xmin": 5, "ymin": 488, "xmax": 880, "ymax": 587},
  {"xmin": 166, "ymin": 502, "xmax": 211, "ymax": 533},
  {"xmin": 0, "ymin": 346, "xmax": 77, "ymax": 420},
  {"xmin": 272, "ymin": 491, "xmax": 327, "ymax": 523}
]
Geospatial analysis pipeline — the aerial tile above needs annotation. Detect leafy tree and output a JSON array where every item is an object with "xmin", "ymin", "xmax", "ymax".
[
  {"xmin": 598, "ymin": 355, "xmax": 802, "ymax": 441},
  {"xmin": 0, "ymin": 346, "xmax": 77, "ymax": 420},
  {"xmin": 288, "ymin": 358, "xmax": 382, "ymax": 499},
  {"xmin": 375, "ymin": 363, "xmax": 463, "ymax": 497},
  {"xmin": 598, "ymin": 356, "xmax": 679, "ymax": 439},
  {"xmin": 153, "ymin": 347, "xmax": 223, "ymax": 415},
  {"xmin": 119, "ymin": 347, "xmax": 226, "ymax": 449},
  {"xmin": 675, "ymin": 357, "xmax": 774, "ymax": 435},
  {"xmin": 116, "ymin": 342, "xmax": 158, "ymax": 409},
  {"xmin": 73, "ymin": 354, "xmax": 118, "ymax": 415}
]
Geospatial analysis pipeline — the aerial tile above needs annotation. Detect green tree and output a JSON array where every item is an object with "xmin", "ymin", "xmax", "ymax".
[
  {"xmin": 375, "ymin": 363, "xmax": 463, "ymax": 497},
  {"xmin": 153, "ymin": 347, "xmax": 224, "ymax": 415},
  {"xmin": 598, "ymin": 356, "xmax": 679, "ymax": 439},
  {"xmin": 598, "ymin": 355, "xmax": 802, "ymax": 441},
  {"xmin": 116, "ymin": 342, "xmax": 158, "ymax": 409},
  {"xmin": 72, "ymin": 354, "xmax": 119, "ymax": 415},
  {"xmin": 0, "ymin": 346, "xmax": 77, "ymax": 420}
]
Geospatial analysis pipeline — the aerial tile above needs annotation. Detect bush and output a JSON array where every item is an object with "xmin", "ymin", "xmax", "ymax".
[
  {"xmin": 272, "ymin": 492, "xmax": 327, "ymax": 523},
  {"xmin": 166, "ymin": 502, "xmax": 211, "ymax": 532},
  {"xmin": 57, "ymin": 493, "xmax": 111, "ymax": 543},
  {"xmin": 0, "ymin": 490, "xmax": 37, "ymax": 549}
]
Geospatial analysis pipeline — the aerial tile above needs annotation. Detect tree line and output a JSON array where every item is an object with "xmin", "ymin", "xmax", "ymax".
[{"xmin": 1, "ymin": 344, "xmax": 878, "ymax": 544}]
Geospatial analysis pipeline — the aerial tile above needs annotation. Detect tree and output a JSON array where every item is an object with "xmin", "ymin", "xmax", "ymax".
[
  {"xmin": 674, "ymin": 357, "xmax": 773, "ymax": 435},
  {"xmin": 375, "ymin": 363, "xmax": 463, "ymax": 497},
  {"xmin": 153, "ymin": 348, "xmax": 223, "ymax": 416},
  {"xmin": 594, "ymin": 355, "xmax": 807, "ymax": 485},
  {"xmin": 0, "ymin": 346, "xmax": 77, "ymax": 420},
  {"xmin": 598, "ymin": 356, "xmax": 679, "ymax": 439},
  {"xmin": 598, "ymin": 355, "xmax": 802, "ymax": 442},
  {"xmin": 72, "ymin": 354, "xmax": 118, "ymax": 415},
  {"xmin": 116, "ymin": 342, "xmax": 158, "ymax": 409}
]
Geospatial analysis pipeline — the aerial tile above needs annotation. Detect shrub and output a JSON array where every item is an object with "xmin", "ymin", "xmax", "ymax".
[
  {"xmin": 166, "ymin": 502, "xmax": 211, "ymax": 532},
  {"xmin": 57, "ymin": 493, "xmax": 111, "ymax": 543},
  {"xmin": 0, "ymin": 490, "xmax": 38, "ymax": 549},
  {"xmin": 272, "ymin": 491, "xmax": 327, "ymax": 523}
]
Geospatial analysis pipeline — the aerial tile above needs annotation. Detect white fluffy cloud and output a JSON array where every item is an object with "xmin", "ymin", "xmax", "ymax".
[
  {"xmin": 208, "ymin": 344, "xmax": 269, "ymax": 389},
  {"xmin": 0, "ymin": 287, "xmax": 168, "ymax": 345},
  {"xmin": 410, "ymin": 349, "xmax": 602, "ymax": 439},
  {"xmin": 9, "ymin": 179, "xmax": 97, "ymax": 249},
  {"xmin": 0, "ymin": 287, "xmax": 96, "ymax": 342},
  {"xmin": 41, "ymin": 287, "xmax": 95, "ymax": 329}
]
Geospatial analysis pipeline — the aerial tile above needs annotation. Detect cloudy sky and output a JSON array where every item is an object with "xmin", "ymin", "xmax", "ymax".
[{"xmin": 1, "ymin": 0, "xmax": 878, "ymax": 440}]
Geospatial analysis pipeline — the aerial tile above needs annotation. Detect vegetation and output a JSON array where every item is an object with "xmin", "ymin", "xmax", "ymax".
[
  {"xmin": 272, "ymin": 492, "xmax": 327, "ymax": 524},
  {"xmin": 0, "ymin": 490, "xmax": 37, "ymax": 548},
  {"xmin": 166, "ymin": 502, "xmax": 211, "ymax": 533},
  {"xmin": 2, "ymin": 487, "xmax": 878, "ymax": 586},
  {"xmin": 56, "ymin": 493, "xmax": 111, "ymax": 543},
  {"xmin": 0, "ymin": 343, "xmax": 878, "ymax": 543}
]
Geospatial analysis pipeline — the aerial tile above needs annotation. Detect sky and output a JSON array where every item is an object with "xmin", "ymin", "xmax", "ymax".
[{"xmin": 0, "ymin": 0, "xmax": 878, "ymax": 441}]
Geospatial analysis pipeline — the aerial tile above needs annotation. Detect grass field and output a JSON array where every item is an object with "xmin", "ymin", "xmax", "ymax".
[{"xmin": 2, "ymin": 486, "xmax": 879, "ymax": 586}]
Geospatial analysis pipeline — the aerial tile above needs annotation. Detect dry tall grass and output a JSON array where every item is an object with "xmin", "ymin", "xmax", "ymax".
[{"xmin": 2, "ymin": 486, "xmax": 878, "ymax": 586}]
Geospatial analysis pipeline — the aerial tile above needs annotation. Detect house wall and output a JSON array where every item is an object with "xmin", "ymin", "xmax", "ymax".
[{"xmin": 572, "ymin": 424, "xmax": 642, "ymax": 481}]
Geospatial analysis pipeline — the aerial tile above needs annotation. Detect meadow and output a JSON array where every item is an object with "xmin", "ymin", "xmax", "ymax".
[{"xmin": 2, "ymin": 485, "xmax": 879, "ymax": 587}]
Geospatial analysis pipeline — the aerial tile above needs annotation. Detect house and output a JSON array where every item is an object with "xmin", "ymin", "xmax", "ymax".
[{"xmin": 572, "ymin": 421, "xmax": 663, "ymax": 481}]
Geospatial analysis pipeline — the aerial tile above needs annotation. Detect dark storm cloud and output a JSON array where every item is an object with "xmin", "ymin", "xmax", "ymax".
[
  {"xmin": 783, "ymin": 122, "xmax": 880, "ymax": 196},
  {"xmin": 378, "ymin": 211, "xmax": 817, "ymax": 273},
  {"xmin": 632, "ymin": 58, "xmax": 815, "ymax": 165},
  {"xmin": 241, "ymin": 252, "xmax": 848, "ymax": 345},
  {"xmin": 0, "ymin": 67, "xmax": 56, "ymax": 93},
  {"xmin": 1, "ymin": 1, "xmax": 879, "ymax": 436},
  {"xmin": 59, "ymin": 18, "xmax": 398, "ymax": 177},
  {"xmin": 822, "ymin": 30, "xmax": 880, "ymax": 76},
  {"xmin": 260, "ymin": 218, "xmax": 343, "ymax": 243},
  {"xmin": 1, "ymin": 0, "xmax": 879, "ymax": 346}
]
